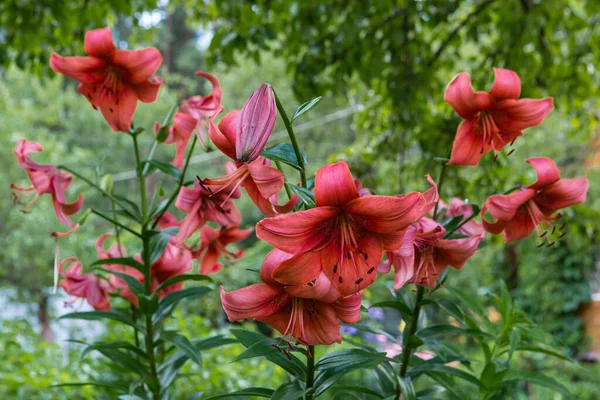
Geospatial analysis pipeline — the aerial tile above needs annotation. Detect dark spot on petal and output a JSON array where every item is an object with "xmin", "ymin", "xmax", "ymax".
[
  {"xmin": 109, "ymin": 108, "xmax": 114, "ymax": 113},
  {"xmin": 333, "ymin": 264, "xmax": 338, "ymax": 274},
  {"xmin": 338, "ymin": 276, "xmax": 343, "ymax": 284},
  {"xmin": 364, "ymin": 253, "xmax": 368, "ymax": 260}
]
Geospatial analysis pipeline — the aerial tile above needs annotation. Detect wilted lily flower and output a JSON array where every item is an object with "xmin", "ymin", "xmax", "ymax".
[
  {"xmin": 236, "ymin": 83, "xmax": 276, "ymax": 163},
  {"xmin": 445, "ymin": 68, "xmax": 553, "ymax": 165},
  {"xmin": 50, "ymin": 27, "xmax": 163, "ymax": 132},
  {"xmin": 482, "ymin": 157, "xmax": 588, "ymax": 244}
]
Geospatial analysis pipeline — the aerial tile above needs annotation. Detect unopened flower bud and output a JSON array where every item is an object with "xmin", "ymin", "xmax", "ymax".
[
  {"xmin": 100, "ymin": 174, "xmax": 113, "ymax": 194},
  {"xmin": 236, "ymin": 83, "xmax": 276, "ymax": 163}
]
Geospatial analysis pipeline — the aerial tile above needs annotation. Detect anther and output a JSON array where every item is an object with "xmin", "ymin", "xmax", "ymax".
[
  {"xmin": 507, "ymin": 149, "xmax": 515, "ymax": 156},
  {"xmin": 547, "ymin": 241, "xmax": 556, "ymax": 247},
  {"xmin": 367, "ymin": 267, "xmax": 375, "ymax": 274},
  {"xmin": 493, "ymin": 154, "xmax": 499, "ymax": 162},
  {"xmin": 338, "ymin": 276, "xmax": 343, "ymax": 284},
  {"xmin": 333, "ymin": 264, "xmax": 338, "ymax": 274},
  {"xmin": 537, "ymin": 242, "xmax": 545, "ymax": 248},
  {"xmin": 559, "ymin": 222, "xmax": 566, "ymax": 230},
  {"xmin": 540, "ymin": 231, "xmax": 548, "ymax": 238},
  {"xmin": 510, "ymin": 138, "xmax": 517, "ymax": 146},
  {"xmin": 558, "ymin": 232, "xmax": 567, "ymax": 239},
  {"xmin": 355, "ymin": 278, "xmax": 363, "ymax": 284},
  {"xmin": 551, "ymin": 226, "xmax": 556, "ymax": 235}
]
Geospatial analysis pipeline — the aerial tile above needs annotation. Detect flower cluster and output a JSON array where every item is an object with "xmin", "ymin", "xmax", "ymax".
[{"xmin": 10, "ymin": 27, "xmax": 590, "ymax": 351}]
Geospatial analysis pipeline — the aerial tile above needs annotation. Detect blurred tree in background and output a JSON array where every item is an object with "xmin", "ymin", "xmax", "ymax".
[{"xmin": 1, "ymin": 0, "xmax": 599, "ymax": 398}]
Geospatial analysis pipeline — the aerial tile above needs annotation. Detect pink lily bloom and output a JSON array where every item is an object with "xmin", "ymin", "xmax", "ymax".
[
  {"xmin": 380, "ymin": 218, "xmax": 481, "ymax": 289},
  {"xmin": 445, "ymin": 68, "xmax": 553, "ymax": 165},
  {"xmin": 151, "ymin": 238, "xmax": 193, "ymax": 295},
  {"xmin": 193, "ymin": 225, "xmax": 253, "ymax": 274},
  {"xmin": 204, "ymin": 102, "xmax": 296, "ymax": 217},
  {"xmin": 354, "ymin": 179, "xmax": 372, "ymax": 197},
  {"xmin": 95, "ymin": 233, "xmax": 143, "ymax": 305},
  {"xmin": 173, "ymin": 175, "xmax": 242, "ymax": 246},
  {"xmin": 154, "ymin": 111, "xmax": 197, "ymax": 168},
  {"xmin": 482, "ymin": 157, "xmax": 588, "ymax": 244},
  {"xmin": 59, "ymin": 257, "xmax": 111, "ymax": 311},
  {"xmin": 181, "ymin": 71, "xmax": 223, "ymax": 147},
  {"xmin": 221, "ymin": 249, "xmax": 363, "ymax": 346},
  {"xmin": 256, "ymin": 161, "xmax": 427, "ymax": 296},
  {"xmin": 11, "ymin": 139, "xmax": 83, "ymax": 227},
  {"xmin": 439, "ymin": 198, "xmax": 485, "ymax": 239},
  {"xmin": 50, "ymin": 27, "xmax": 162, "ymax": 132}
]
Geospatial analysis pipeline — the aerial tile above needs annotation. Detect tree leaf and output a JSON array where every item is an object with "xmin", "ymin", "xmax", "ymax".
[
  {"xmin": 204, "ymin": 387, "xmax": 274, "ymax": 399},
  {"xmin": 229, "ymin": 329, "xmax": 306, "ymax": 379},
  {"xmin": 154, "ymin": 274, "xmax": 214, "ymax": 294},
  {"xmin": 504, "ymin": 369, "xmax": 570, "ymax": 396},
  {"xmin": 163, "ymin": 333, "xmax": 202, "ymax": 367},
  {"xmin": 292, "ymin": 96, "xmax": 322, "ymax": 122},
  {"xmin": 261, "ymin": 143, "xmax": 307, "ymax": 170},
  {"xmin": 143, "ymin": 160, "xmax": 182, "ymax": 180},
  {"xmin": 59, "ymin": 311, "xmax": 143, "ymax": 332}
]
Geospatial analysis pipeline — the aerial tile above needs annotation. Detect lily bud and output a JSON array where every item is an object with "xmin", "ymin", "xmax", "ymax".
[{"xmin": 236, "ymin": 83, "xmax": 276, "ymax": 163}]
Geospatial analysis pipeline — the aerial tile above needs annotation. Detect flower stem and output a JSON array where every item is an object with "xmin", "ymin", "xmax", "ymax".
[
  {"xmin": 275, "ymin": 160, "xmax": 293, "ymax": 200},
  {"xmin": 90, "ymin": 209, "xmax": 141, "ymax": 237},
  {"xmin": 432, "ymin": 162, "xmax": 448, "ymax": 220},
  {"xmin": 132, "ymin": 134, "xmax": 148, "ymax": 223},
  {"xmin": 399, "ymin": 285, "xmax": 425, "ymax": 379},
  {"xmin": 151, "ymin": 135, "xmax": 198, "ymax": 229},
  {"xmin": 273, "ymin": 90, "xmax": 307, "ymax": 188},
  {"xmin": 141, "ymin": 140, "xmax": 159, "ymax": 176},
  {"xmin": 305, "ymin": 345, "xmax": 316, "ymax": 399},
  {"xmin": 59, "ymin": 165, "xmax": 128, "ymax": 210},
  {"xmin": 132, "ymin": 133, "xmax": 160, "ymax": 399}
]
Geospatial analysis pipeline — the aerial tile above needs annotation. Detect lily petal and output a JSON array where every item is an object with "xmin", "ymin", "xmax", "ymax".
[
  {"xmin": 285, "ymin": 272, "xmax": 340, "ymax": 303},
  {"xmin": 272, "ymin": 251, "xmax": 322, "ymax": 285},
  {"xmin": 527, "ymin": 157, "xmax": 561, "ymax": 189},
  {"xmin": 133, "ymin": 77, "xmax": 163, "ymax": 103},
  {"xmin": 333, "ymin": 292, "xmax": 363, "ymax": 324},
  {"xmin": 434, "ymin": 235, "xmax": 481, "ymax": 269},
  {"xmin": 489, "ymin": 68, "xmax": 521, "ymax": 101},
  {"xmin": 314, "ymin": 161, "xmax": 359, "ymax": 208},
  {"xmin": 50, "ymin": 54, "xmax": 108, "ymax": 86},
  {"xmin": 344, "ymin": 192, "xmax": 425, "ymax": 234},
  {"xmin": 208, "ymin": 108, "xmax": 238, "ymax": 159},
  {"xmin": 221, "ymin": 284, "xmax": 288, "ymax": 321},
  {"xmin": 246, "ymin": 161, "xmax": 285, "ymax": 199},
  {"xmin": 444, "ymin": 72, "xmax": 493, "ymax": 119},
  {"xmin": 492, "ymin": 98, "xmax": 554, "ymax": 132},
  {"xmin": 83, "ymin": 83, "xmax": 138, "ymax": 132},
  {"xmin": 484, "ymin": 189, "xmax": 536, "ymax": 221},
  {"xmin": 84, "ymin": 27, "xmax": 116, "ymax": 58},
  {"xmin": 112, "ymin": 47, "xmax": 163, "ymax": 84},
  {"xmin": 256, "ymin": 207, "xmax": 339, "ymax": 254},
  {"xmin": 447, "ymin": 120, "xmax": 488, "ymax": 166},
  {"xmin": 260, "ymin": 249, "xmax": 292, "ymax": 286},
  {"xmin": 536, "ymin": 177, "xmax": 589, "ymax": 211}
]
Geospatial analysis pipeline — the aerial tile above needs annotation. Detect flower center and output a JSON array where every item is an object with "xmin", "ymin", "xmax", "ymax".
[
  {"xmin": 475, "ymin": 111, "xmax": 517, "ymax": 160},
  {"xmin": 329, "ymin": 215, "xmax": 372, "ymax": 285},
  {"xmin": 522, "ymin": 200, "xmax": 566, "ymax": 248}
]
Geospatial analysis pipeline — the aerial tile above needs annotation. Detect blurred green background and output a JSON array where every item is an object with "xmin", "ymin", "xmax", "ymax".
[{"xmin": 1, "ymin": 0, "xmax": 599, "ymax": 398}]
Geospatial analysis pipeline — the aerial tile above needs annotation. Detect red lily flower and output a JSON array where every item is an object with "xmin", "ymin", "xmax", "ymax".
[
  {"xmin": 439, "ymin": 198, "xmax": 485, "ymax": 239},
  {"xmin": 256, "ymin": 161, "xmax": 427, "ymax": 296},
  {"xmin": 95, "ymin": 233, "xmax": 143, "ymax": 305},
  {"xmin": 193, "ymin": 225, "xmax": 253, "ymax": 274},
  {"xmin": 173, "ymin": 176, "xmax": 242, "ymax": 246},
  {"xmin": 154, "ymin": 111, "xmax": 197, "ymax": 168},
  {"xmin": 205, "ymin": 107, "xmax": 297, "ymax": 217},
  {"xmin": 11, "ymin": 139, "xmax": 83, "ymax": 226},
  {"xmin": 59, "ymin": 257, "xmax": 111, "ymax": 311},
  {"xmin": 181, "ymin": 71, "xmax": 223, "ymax": 148},
  {"xmin": 221, "ymin": 249, "xmax": 362, "ymax": 346},
  {"xmin": 445, "ymin": 68, "xmax": 553, "ymax": 165},
  {"xmin": 380, "ymin": 218, "xmax": 481, "ymax": 289},
  {"xmin": 481, "ymin": 157, "xmax": 588, "ymax": 243},
  {"xmin": 151, "ymin": 238, "xmax": 193, "ymax": 294},
  {"xmin": 50, "ymin": 27, "xmax": 163, "ymax": 132}
]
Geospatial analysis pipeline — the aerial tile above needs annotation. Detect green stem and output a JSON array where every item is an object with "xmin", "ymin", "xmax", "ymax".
[
  {"xmin": 305, "ymin": 345, "xmax": 316, "ymax": 400},
  {"xmin": 141, "ymin": 140, "xmax": 159, "ymax": 176},
  {"xmin": 131, "ymin": 133, "xmax": 160, "ymax": 399},
  {"xmin": 151, "ymin": 135, "xmax": 198, "ymax": 229},
  {"xmin": 273, "ymin": 91, "xmax": 307, "ymax": 188},
  {"xmin": 399, "ymin": 286, "xmax": 425, "ymax": 379},
  {"xmin": 275, "ymin": 160, "xmax": 293, "ymax": 200},
  {"xmin": 131, "ymin": 304, "xmax": 140, "ymax": 349},
  {"xmin": 443, "ymin": 212, "xmax": 478, "ymax": 239},
  {"xmin": 432, "ymin": 163, "xmax": 448, "ymax": 220},
  {"xmin": 132, "ymin": 134, "xmax": 148, "ymax": 223},
  {"xmin": 91, "ymin": 209, "xmax": 141, "ymax": 237},
  {"xmin": 59, "ymin": 165, "xmax": 128, "ymax": 210},
  {"xmin": 110, "ymin": 199, "xmax": 124, "ymax": 256}
]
